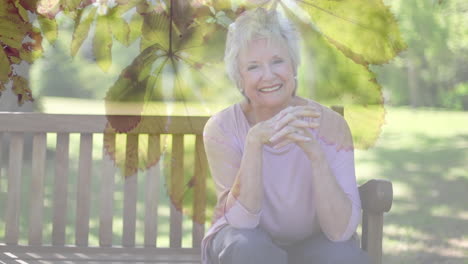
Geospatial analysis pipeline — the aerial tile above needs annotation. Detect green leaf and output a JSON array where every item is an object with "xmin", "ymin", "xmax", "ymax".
[
  {"xmin": 0, "ymin": 48, "xmax": 11, "ymax": 82},
  {"xmin": 61, "ymin": 0, "xmax": 82, "ymax": 12},
  {"xmin": 19, "ymin": 48, "xmax": 34, "ymax": 63},
  {"xmin": 128, "ymin": 11, "xmax": 143, "ymax": 44},
  {"xmin": 103, "ymin": 45, "xmax": 166, "ymax": 150},
  {"xmin": 19, "ymin": 45, "xmax": 42, "ymax": 64},
  {"xmin": 112, "ymin": 0, "xmax": 140, "ymax": 16},
  {"xmin": 294, "ymin": 0, "xmax": 407, "ymax": 65},
  {"xmin": 12, "ymin": 75, "xmax": 33, "ymax": 106},
  {"xmin": 209, "ymin": 6, "xmax": 216, "ymax": 15},
  {"xmin": 14, "ymin": 0, "xmax": 29, "ymax": 22},
  {"xmin": 346, "ymin": 104, "xmax": 385, "ymax": 149},
  {"xmin": 210, "ymin": 0, "xmax": 240, "ymax": 13},
  {"xmin": 110, "ymin": 17, "xmax": 130, "ymax": 46},
  {"xmin": 94, "ymin": 15, "xmax": 113, "ymax": 72},
  {"xmin": 38, "ymin": 15, "xmax": 58, "ymax": 44},
  {"xmin": 299, "ymin": 31, "xmax": 385, "ymax": 149},
  {"xmin": 0, "ymin": 82, "xmax": 6, "ymax": 96},
  {"xmin": 71, "ymin": 7, "xmax": 97, "ymax": 57},
  {"xmin": 142, "ymin": 11, "xmax": 170, "ymax": 50},
  {"xmin": 9, "ymin": 53, "xmax": 21, "ymax": 64},
  {"xmin": 214, "ymin": 10, "xmax": 232, "ymax": 27},
  {"xmin": 105, "ymin": 44, "xmax": 166, "ymax": 104},
  {"xmin": 176, "ymin": 20, "xmax": 226, "ymax": 64},
  {"xmin": 0, "ymin": 16, "xmax": 30, "ymax": 49},
  {"xmin": 140, "ymin": 34, "xmax": 156, "ymax": 52}
]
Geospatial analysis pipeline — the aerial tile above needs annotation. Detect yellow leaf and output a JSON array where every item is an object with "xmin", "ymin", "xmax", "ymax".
[
  {"xmin": 12, "ymin": 76, "xmax": 34, "ymax": 106},
  {"xmin": 295, "ymin": 0, "xmax": 407, "ymax": 64},
  {"xmin": 94, "ymin": 15, "xmax": 113, "ymax": 72},
  {"xmin": 128, "ymin": 11, "xmax": 143, "ymax": 44},
  {"xmin": 62, "ymin": 0, "xmax": 82, "ymax": 12},
  {"xmin": 103, "ymin": 117, "xmax": 169, "ymax": 178},
  {"xmin": 71, "ymin": 7, "xmax": 97, "ymax": 56},
  {"xmin": 111, "ymin": 17, "xmax": 130, "ymax": 46},
  {"xmin": 38, "ymin": 15, "xmax": 58, "ymax": 44}
]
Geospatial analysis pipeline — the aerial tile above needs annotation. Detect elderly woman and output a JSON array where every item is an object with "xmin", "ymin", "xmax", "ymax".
[{"xmin": 201, "ymin": 8, "xmax": 370, "ymax": 264}]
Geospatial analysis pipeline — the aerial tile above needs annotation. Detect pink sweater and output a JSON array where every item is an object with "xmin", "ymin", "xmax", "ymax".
[{"xmin": 201, "ymin": 101, "xmax": 362, "ymax": 264}]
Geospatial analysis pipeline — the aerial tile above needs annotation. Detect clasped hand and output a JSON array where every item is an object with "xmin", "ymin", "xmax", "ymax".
[{"xmin": 248, "ymin": 105, "xmax": 321, "ymax": 152}]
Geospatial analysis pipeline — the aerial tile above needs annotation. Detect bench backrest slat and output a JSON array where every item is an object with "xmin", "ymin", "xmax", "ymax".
[
  {"xmin": 52, "ymin": 133, "xmax": 70, "ymax": 246},
  {"xmin": 28, "ymin": 133, "xmax": 47, "ymax": 246},
  {"xmin": 0, "ymin": 114, "xmax": 206, "ymax": 134},
  {"xmin": 0, "ymin": 133, "xmax": 3, "ymax": 192},
  {"xmin": 99, "ymin": 133, "xmax": 116, "ymax": 247},
  {"xmin": 122, "ymin": 134, "xmax": 139, "ymax": 247},
  {"xmin": 144, "ymin": 134, "xmax": 161, "ymax": 247},
  {"xmin": 0, "ymin": 113, "xmax": 210, "ymax": 249},
  {"xmin": 5, "ymin": 132, "xmax": 24, "ymax": 245},
  {"xmin": 192, "ymin": 135, "xmax": 207, "ymax": 248},
  {"xmin": 170, "ymin": 135, "xmax": 184, "ymax": 248},
  {"xmin": 76, "ymin": 133, "xmax": 93, "ymax": 246}
]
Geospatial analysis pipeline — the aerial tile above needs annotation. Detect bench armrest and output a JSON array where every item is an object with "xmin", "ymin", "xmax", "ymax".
[
  {"xmin": 358, "ymin": 179, "xmax": 393, "ymax": 264},
  {"xmin": 359, "ymin": 179, "xmax": 393, "ymax": 213}
]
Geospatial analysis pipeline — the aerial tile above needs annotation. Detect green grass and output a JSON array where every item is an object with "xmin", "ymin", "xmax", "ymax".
[
  {"xmin": 41, "ymin": 96, "xmax": 228, "ymax": 116},
  {"xmin": 354, "ymin": 106, "xmax": 468, "ymax": 263},
  {"xmin": 1, "ymin": 98, "xmax": 467, "ymax": 263}
]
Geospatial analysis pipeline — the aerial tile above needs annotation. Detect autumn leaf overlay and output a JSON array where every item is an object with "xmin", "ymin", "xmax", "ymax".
[{"xmin": 0, "ymin": 0, "xmax": 406, "ymax": 224}]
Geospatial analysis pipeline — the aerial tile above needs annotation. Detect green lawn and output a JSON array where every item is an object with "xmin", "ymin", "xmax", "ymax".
[
  {"xmin": 1, "ymin": 97, "xmax": 467, "ymax": 263},
  {"xmin": 354, "ymin": 107, "xmax": 468, "ymax": 263}
]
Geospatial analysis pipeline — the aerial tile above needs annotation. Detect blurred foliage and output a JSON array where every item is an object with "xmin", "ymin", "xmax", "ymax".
[
  {"xmin": 2, "ymin": 0, "xmax": 406, "ymax": 105},
  {"xmin": 372, "ymin": 0, "xmax": 468, "ymax": 109},
  {"xmin": 30, "ymin": 13, "xmax": 139, "ymax": 99},
  {"xmin": 0, "ymin": 0, "xmax": 44, "ymax": 105},
  {"xmin": 442, "ymin": 82, "xmax": 468, "ymax": 110}
]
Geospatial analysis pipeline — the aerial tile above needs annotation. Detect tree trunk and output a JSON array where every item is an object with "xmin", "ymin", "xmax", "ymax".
[{"xmin": 407, "ymin": 57, "xmax": 421, "ymax": 108}]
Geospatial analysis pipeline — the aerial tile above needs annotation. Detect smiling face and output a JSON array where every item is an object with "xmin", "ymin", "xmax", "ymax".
[{"xmin": 238, "ymin": 38, "xmax": 296, "ymax": 110}]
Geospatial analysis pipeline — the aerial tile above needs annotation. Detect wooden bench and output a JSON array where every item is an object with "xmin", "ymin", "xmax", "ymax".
[{"xmin": 0, "ymin": 111, "xmax": 393, "ymax": 264}]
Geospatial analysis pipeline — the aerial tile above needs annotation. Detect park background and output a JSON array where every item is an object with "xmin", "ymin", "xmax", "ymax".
[{"xmin": 0, "ymin": 0, "xmax": 467, "ymax": 263}]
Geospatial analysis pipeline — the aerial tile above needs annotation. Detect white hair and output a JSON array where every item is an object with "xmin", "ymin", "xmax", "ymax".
[{"xmin": 224, "ymin": 8, "xmax": 301, "ymax": 91}]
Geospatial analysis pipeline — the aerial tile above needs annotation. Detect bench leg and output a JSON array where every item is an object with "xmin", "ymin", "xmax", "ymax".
[{"xmin": 361, "ymin": 211, "xmax": 383, "ymax": 264}]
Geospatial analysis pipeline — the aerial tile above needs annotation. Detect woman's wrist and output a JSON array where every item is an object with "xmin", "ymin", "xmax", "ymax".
[
  {"xmin": 246, "ymin": 130, "xmax": 265, "ymax": 149},
  {"xmin": 305, "ymin": 145, "xmax": 326, "ymax": 162}
]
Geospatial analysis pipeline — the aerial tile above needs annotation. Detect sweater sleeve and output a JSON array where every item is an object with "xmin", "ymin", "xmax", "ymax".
[
  {"xmin": 328, "ymin": 147, "xmax": 361, "ymax": 242},
  {"xmin": 319, "ymin": 118, "xmax": 362, "ymax": 242},
  {"xmin": 203, "ymin": 115, "xmax": 261, "ymax": 229}
]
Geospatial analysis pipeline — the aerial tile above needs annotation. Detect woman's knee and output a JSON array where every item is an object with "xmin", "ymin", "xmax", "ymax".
[
  {"xmin": 315, "ymin": 241, "xmax": 370, "ymax": 264},
  {"xmin": 211, "ymin": 226, "xmax": 287, "ymax": 264},
  {"xmin": 288, "ymin": 233, "xmax": 370, "ymax": 264}
]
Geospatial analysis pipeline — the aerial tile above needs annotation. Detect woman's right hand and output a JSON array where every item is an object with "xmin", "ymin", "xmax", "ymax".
[{"xmin": 246, "ymin": 118, "xmax": 278, "ymax": 146}]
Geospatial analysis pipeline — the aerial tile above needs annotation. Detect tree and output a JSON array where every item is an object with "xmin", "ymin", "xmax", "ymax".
[{"xmin": 372, "ymin": 0, "xmax": 468, "ymax": 109}]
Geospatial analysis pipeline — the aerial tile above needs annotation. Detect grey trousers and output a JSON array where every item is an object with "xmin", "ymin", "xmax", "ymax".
[{"xmin": 207, "ymin": 225, "xmax": 370, "ymax": 264}]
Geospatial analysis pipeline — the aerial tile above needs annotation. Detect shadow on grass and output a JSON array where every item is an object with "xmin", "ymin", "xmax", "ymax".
[{"xmin": 365, "ymin": 133, "xmax": 468, "ymax": 263}]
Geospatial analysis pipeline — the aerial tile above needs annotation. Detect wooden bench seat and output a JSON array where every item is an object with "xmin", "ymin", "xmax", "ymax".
[
  {"xmin": 0, "ymin": 112, "xmax": 392, "ymax": 264},
  {"xmin": 0, "ymin": 245, "xmax": 200, "ymax": 263}
]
